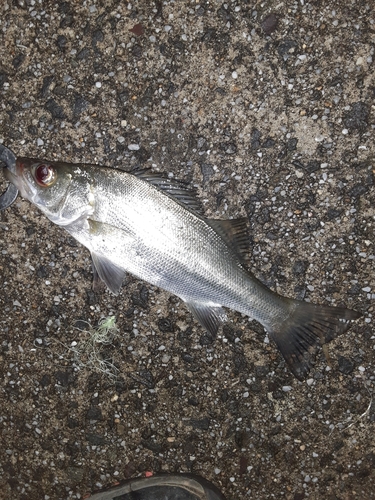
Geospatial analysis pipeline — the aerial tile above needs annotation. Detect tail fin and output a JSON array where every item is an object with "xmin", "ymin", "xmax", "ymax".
[{"xmin": 268, "ymin": 301, "xmax": 361, "ymax": 380}]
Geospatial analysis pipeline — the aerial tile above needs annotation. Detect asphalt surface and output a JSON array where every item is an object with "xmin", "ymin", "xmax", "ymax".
[{"xmin": 0, "ymin": 1, "xmax": 374, "ymax": 499}]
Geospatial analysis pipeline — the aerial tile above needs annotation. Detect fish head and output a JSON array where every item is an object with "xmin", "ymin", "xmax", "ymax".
[{"xmin": 4, "ymin": 157, "xmax": 95, "ymax": 225}]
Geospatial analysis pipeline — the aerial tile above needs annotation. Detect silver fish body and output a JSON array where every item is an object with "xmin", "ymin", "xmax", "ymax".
[{"xmin": 4, "ymin": 156, "xmax": 361, "ymax": 379}]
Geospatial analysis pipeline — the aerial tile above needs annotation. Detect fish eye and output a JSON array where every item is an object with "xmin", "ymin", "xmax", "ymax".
[{"xmin": 33, "ymin": 164, "xmax": 56, "ymax": 187}]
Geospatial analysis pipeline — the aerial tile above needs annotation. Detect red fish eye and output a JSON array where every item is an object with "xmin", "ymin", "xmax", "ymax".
[{"xmin": 34, "ymin": 164, "xmax": 56, "ymax": 186}]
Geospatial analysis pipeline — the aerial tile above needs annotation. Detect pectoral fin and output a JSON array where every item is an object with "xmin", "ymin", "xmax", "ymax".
[
  {"xmin": 91, "ymin": 252, "xmax": 127, "ymax": 295},
  {"xmin": 185, "ymin": 301, "xmax": 227, "ymax": 338}
]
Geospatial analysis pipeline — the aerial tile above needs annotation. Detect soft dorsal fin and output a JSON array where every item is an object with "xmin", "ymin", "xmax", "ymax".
[
  {"xmin": 133, "ymin": 169, "xmax": 203, "ymax": 214},
  {"xmin": 207, "ymin": 217, "xmax": 250, "ymax": 265}
]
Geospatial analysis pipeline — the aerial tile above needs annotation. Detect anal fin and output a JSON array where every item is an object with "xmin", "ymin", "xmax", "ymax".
[{"xmin": 185, "ymin": 301, "xmax": 227, "ymax": 338}]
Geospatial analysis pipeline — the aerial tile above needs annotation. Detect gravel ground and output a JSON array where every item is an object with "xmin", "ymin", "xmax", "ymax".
[{"xmin": 0, "ymin": 1, "xmax": 374, "ymax": 499}]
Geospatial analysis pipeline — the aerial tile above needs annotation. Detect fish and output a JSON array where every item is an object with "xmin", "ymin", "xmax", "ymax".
[{"xmin": 2, "ymin": 154, "xmax": 361, "ymax": 380}]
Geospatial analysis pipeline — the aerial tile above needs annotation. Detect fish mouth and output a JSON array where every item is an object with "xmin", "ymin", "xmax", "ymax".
[{"xmin": 0, "ymin": 144, "xmax": 19, "ymax": 210}]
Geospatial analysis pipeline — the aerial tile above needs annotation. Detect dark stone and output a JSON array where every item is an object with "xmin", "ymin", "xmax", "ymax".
[
  {"xmin": 131, "ymin": 285, "xmax": 149, "ymax": 308},
  {"xmin": 36, "ymin": 265, "xmax": 49, "ymax": 278},
  {"xmin": 86, "ymin": 433, "xmax": 106, "ymax": 446},
  {"xmin": 235, "ymin": 429, "xmax": 251, "ymax": 448},
  {"xmin": 132, "ymin": 44, "xmax": 142, "ymax": 58},
  {"xmin": 261, "ymin": 13, "xmax": 278, "ymax": 35},
  {"xmin": 217, "ymin": 4, "xmax": 232, "ymax": 23},
  {"xmin": 92, "ymin": 29, "xmax": 104, "ymax": 46},
  {"xmin": 77, "ymin": 48, "xmax": 90, "ymax": 61},
  {"xmin": 343, "ymin": 101, "xmax": 370, "ymax": 131},
  {"xmin": 12, "ymin": 53, "xmax": 25, "ymax": 69},
  {"xmin": 45, "ymin": 99, "xmax": 66, "ymax": 119},
  {"xmin": 287, "ymin": 138, "xmax": 298, "ymax": 151},
  {"xmin": 257, "ymin": 207, "xmax": 270, "ymax": 224},
  {"xmin": 223, "ymin": 142, "xmax": 237, "ymax": 155},
  {"xmin": 60, "ymin": 14, "xmax": 74, "ymax": 29},
  {"xmin": 349, "ymin": 183, "xmax": 368, "ymax": 198},
  {"xmin": 181, "ymin": 352, "xmax": 194, "ymax": 363},
  {"xmin": 293, "ymin": 260, "xmax": 308, "ymax": 275},
  {"xmin": 222, "ymin": 324, "xmax": 236, "ymax": 343},
  {"xmin": 305, "ymin": 160, "xmax": 320, "ymax": 173},
  {"xmin": 254, "ymin": 365, "xmax": 269, "ymax": 378},
  {"xmin": 67, "ymin": 417, "xmax": 79, "ymax": 429},
  {"xmin": 216, "ymin": 190, "xmax": 225, "ymax": 208},
  {"xmin": 58, "ymin": 1, "xmax": 71, "ymax": 14},
  {"xmin": 221, "ymin": 389, "xmax": 229, "ymax": 402},
  {"xmin": 249, "ymin": 381, "xmax": 262, "ymax": 393},
  {"xmin": 40, "ymin": 374, "xmax": 51, "ymax": 387},
  {"xmin": 188, "ymin": 397, "xmax": 199, "ymax": 406},
  {"xmin": 72, "ymin": 95, "xmax": 89, "ymax": 116},
  {"xmin": 87, "ymin": 372, "xmax": 100, "ymax": 391},
  {"xmin": 86, "ymin": 406, "xmax": 102, "ymax": 421},
  {"xmin": 54, "ymin": 370, "xmax": 70, "ymax": 386},
  {"xmin": 130, "ymin": 370, "xmax": 155, "ymax": 389},
  {"xmin": 86, "ymin": 289, "xmax": 97, "ymax": 306},
  {"xmin": 337, "ymin": 355, "xmax": 354, "ymax": 375},
  {"xmin": 199, "ymin": 332, "xmax": 215, "ymax": 345},
  {"xmin": 293, "ymin": 492, "xmax": 305, "ymax": 500},
  {"xmin": 66, "ymin": 466, "xmax": 84, "ymax": 483},
  {"xmin": 277, "ymin": 39, "xmax": 298, "ymax": 60},
  {"xmin": 326, "ymin": 208, "xmax": 343, "ymax": 220},
  {"xmin": 157, "ymin": 317, "xmax": 174, "ymax": 333},
  {"xmin": 189, "ymin": 417, "xmax": 210, "ymax": 430},
  {"xmin": 142, "ymin": 440, "xmax": 164, "ymax": 453},
  {"xmin": 53, "ymin": 85, "xmax": 66, "ymax": 97},
  {"xmin": 262, "ymin": 137, "xmax": 275, "ymax": 148},
  {"xmin": 200, "ymin": 162, "xmax": 214, "ymax": 184},
  {"xmin": 233, "ymin": 352, "xmax": 247, "ymax": 375},
  {"xmin": 0, "ymin": 73, "xmax": 8, "ymax": 87},
  {"xmin": 56, "ymin": 35, "xmax": 67, "ymax": 51},
  {"xmin": 40, "ymin": 75, "xmax": 54, "ymax": 98},
  {"xmin": 347, "ymin": 283, "xmax": 361, "ymax": 296}
]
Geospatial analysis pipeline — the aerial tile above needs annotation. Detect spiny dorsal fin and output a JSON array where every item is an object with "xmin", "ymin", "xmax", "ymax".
[
  {"xmin": 133, "ymin": 169, "xmax": 203, "ymax": 214},
  {"xmin": 208, "ymin": 217, "xmax": 250, "ymax": 265}
]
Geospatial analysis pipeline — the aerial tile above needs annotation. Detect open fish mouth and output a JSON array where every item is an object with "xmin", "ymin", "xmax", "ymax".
[{"xmin": 0, "ymin": 144, "xmax": 19, "ymax": 210}]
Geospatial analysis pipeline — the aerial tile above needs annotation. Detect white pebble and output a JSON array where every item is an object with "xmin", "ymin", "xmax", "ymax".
[
  {"xmin": 128, "ymin": 143, "xmax": 140, "ymax": 150},
  {"xmin": 95, "ymin": 81, "xmax": 102, "ymax": 88},
  {"xmin": 232, "ymin": 71, "xmax": 238, "ymax": 79}
]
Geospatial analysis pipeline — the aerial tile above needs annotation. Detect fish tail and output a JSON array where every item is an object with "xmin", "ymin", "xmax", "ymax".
[{"xmin": 268, "ymin": 300, "xmax": 361, "ymax": 380}]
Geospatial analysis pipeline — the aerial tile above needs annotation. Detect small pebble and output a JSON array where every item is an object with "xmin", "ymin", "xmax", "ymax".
[{"xmin": 282, "ymin": 386, "xmax": 292, "ymax": 392}]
